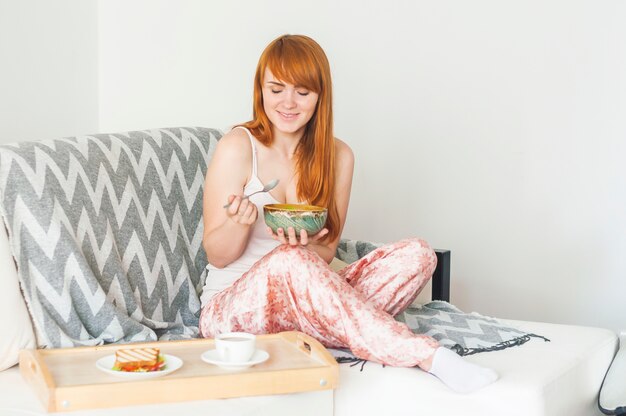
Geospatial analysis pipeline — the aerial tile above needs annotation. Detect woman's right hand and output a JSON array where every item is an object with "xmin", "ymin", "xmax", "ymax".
[{"xmin": 225, "ymin": 195, "xmax": 258, "ymax": 226}]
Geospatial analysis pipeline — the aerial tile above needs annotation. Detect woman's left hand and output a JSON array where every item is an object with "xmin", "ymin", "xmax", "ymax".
[{"xmin": 266, "ymin": 226, "xmax": 329, "ymax": 246}]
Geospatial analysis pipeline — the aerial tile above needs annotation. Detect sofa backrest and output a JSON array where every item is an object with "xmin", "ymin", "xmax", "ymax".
[{"xmin": 0, "ymin": 127, "xmax": 221, "ymax": 351}]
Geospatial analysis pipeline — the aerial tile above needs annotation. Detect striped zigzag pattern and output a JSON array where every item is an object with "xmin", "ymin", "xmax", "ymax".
[
  {"xmin": 336, "ymin": 239, "xmax": 382, "ymax": 264},
  {"xmin": 398, "ymin": 301, "xmax": 546, "ymax": 355},
  {"xmin": 0, "ymin": 127, "xmax": 221, "ymax": 348}
]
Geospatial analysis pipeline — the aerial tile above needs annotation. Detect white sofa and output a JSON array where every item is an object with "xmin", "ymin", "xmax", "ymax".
[{"xmin": 0, "ymin": 127, "xmax": 617, "ymax": 415}]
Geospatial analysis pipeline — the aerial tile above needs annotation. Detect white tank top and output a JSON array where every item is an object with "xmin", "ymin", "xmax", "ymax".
[{"xmin": 200, "ymin": 127, "xmax": 280, "ymax": 307}]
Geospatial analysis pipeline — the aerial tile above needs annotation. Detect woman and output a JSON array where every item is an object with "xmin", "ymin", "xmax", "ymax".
[{"xmin": 199, "ymin": 34, "xmax": 497, "ymax": 393}]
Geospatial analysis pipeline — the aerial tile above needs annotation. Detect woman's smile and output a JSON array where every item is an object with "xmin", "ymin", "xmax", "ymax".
[
  {"xmin": 262, "ymin": 68, "xmax": 319, "ymax": 136},
  {"xmin": 277, "ymin": 111, "xmax": 299, "ymax": 120}
]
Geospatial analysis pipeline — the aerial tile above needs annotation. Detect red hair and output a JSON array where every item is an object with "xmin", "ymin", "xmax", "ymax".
[{"xmin": 242, "ymin": 35, "xmax": 339, "ymax": 241}]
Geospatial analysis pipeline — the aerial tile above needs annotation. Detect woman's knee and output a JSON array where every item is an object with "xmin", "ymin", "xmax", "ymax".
[
  {"xmin": 398, "ymin": 238, "xmax": 438, "ymax": 278},
  {"xmin": 249, "ymin": 245, "xmax": 333, "ymax": 304},
  {"xmin": 264, "ymin": 245, "xmax": 326, "ymax": 275}
]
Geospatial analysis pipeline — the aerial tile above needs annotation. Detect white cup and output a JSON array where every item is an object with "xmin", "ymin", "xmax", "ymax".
[{"xmin": 215, "ymin": 332, "xmax": 256, "ymax": 363}]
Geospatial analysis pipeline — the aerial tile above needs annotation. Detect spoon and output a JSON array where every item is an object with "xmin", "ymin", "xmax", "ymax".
[{"xmin": 223, "ymin": 179, "xmax": 280, "ymax": 208}]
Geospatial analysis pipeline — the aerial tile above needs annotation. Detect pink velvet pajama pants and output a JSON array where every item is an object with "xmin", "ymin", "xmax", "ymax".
[{"xmin": 199, "ymin": 238, "xmax": 439, "ymax": 367}]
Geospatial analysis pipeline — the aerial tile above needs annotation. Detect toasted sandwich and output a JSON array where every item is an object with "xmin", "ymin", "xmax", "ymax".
[{"xmin": 113, "ymin": 347, "xmax": 164, "ymax": 372}]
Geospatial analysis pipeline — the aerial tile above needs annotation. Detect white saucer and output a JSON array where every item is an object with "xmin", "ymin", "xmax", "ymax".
[
  {"xmin": 201, "ymin": 349, "xmax": 270, "ymax": 370},
  {"xmin": 95, "ymin": 354, "xmax": 183, "ymax": 379}
]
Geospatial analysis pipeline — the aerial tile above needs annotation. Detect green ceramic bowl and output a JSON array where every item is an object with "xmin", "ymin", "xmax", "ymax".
[{"xmin": 263, "ymin": 204, "xmax": 328, "ymax": 237}]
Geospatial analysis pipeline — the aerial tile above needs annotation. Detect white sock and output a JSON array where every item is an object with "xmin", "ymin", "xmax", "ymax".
[{"xmin": 428, "ymin": 347, "xmax": 498, "ymax": 393}]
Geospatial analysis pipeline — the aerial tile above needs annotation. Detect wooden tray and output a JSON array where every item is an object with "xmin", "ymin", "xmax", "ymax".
[{"xmin": 19, "ymin": 331, "xmax": 338, "ymax": 413}]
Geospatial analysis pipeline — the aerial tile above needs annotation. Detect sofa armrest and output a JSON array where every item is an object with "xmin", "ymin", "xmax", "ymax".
[
  {"xmin": 432, "ymin": 249, "xmax": 450, "ymax": 302},
  {"xmin": 336, "ymin": 239, "xmax": 451, "ymax": 302}
]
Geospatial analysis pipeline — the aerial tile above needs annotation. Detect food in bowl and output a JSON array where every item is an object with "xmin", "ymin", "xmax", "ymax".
[{"xmin": 263, "ymin": 204, "xmax": 328, "ymax": 237}]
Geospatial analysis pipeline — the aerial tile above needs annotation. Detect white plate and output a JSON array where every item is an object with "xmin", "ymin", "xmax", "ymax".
[
  {"xmin": 201, "ymin": 348, "xmax": 270, "ymax": 370},
  {"xmin": 95, "ymin": 353, "xmax": 183, "ymax": 379}
]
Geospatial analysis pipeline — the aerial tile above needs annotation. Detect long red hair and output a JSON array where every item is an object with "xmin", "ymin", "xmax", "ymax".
[{"xmin": 242, "ymin": 34, "xmax": 339, "ymax": 241}]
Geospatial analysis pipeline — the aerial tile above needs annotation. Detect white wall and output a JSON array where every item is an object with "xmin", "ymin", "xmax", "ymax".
[
  {"xmin": 5, "ymin": 1, "xmax": 626, "ymax": 332},
  {"xmin": 0, "ymin": 0, "xmax": 98, "ymax": 143},
  {"xmin": 98, "ymin": 1, "xmax": 626, "ymax": 332}
]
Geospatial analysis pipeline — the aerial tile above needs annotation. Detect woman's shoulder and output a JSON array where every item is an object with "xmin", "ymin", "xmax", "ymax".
[
  {"xmin": 334, "ymin": 137, "xmax": 354, "ymax": 163},
  {"xmin": 215, "ymin": 127, "xmax": 253, "ymax": 153},
  {"xmin": 219, "ymin": 126, "xmax": 251, "ymax": 147},
  {"xmin": 211, "ymin": 127, "xmax": 253, "ymax": 165}
]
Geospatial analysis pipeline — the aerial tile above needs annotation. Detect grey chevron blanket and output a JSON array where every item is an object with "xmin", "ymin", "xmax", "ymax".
[
  {"xmin": 335, "ymin": 301, "xmax": 549, "ymax": 367},
  {"xmin": 397, "ymin": 301, "xmax": 549, "ymax": 356},
  {"xmin": 0, "ymin": 127, "xmax": 221, "ymax": 348},
  {"xmin": 335, "ymin": 241, "xmax": 550, "ymax": 358}
]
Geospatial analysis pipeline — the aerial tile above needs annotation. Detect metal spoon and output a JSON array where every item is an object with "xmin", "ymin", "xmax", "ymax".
[{"xmin": 223, "ymin": 179, "xmax": 279, "ymax": 208}]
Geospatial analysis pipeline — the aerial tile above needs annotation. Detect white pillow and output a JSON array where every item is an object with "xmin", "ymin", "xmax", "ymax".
[{"xmin": 0, "ymin": 223, "xmax": 36, "ymax": 371}]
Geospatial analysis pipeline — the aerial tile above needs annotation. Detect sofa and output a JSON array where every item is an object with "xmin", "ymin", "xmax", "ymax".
[{"xmin": 0, "ymin": 127, "xmax": 617, "ymax": 415}]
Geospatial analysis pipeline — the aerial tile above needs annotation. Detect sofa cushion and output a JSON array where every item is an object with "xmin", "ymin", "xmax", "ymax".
[
  {"xmin": 0, "ymin": 321, "xmax": 616, "ymax": 415},
  {"xmin": 0, "ymin": 127, "xmax": 221, "ymax": 349},
  {"xmin": 333, "ymin": 320, "xmax": 617, "ymax": 416}
]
